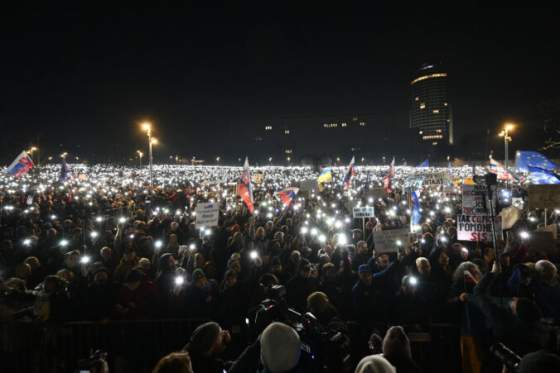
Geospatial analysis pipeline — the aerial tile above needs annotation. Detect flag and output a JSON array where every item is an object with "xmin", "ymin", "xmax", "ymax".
[
  {"xmin": 5, "ymin": 151, "xmax": 34, "ymax": 177},
  {"xmin": 487, "ymin": 158, "xmax": 514, "ymax": 181},
  {"xmin": 60, "ymin": 160, "xmax": 72, "ymax": 181},
  {"xmin": 276, "ymin": 187, "xmax": 299, "ymax": 207},
  {"xmin": 418, "ymin": 159, "xmax": 429, "ymax": 168},
  {"xmin": 343, "ymin": 156, "xmax": 355, "ymax": 190},
  {"xmin": 411, "ymin": 190, "xmax": 422, "ymax": 228},
  {"xmin": 527, "ymin": 166, "xmax": 560, "ymax": 185},
  {"xmin": 515, "ymin": 150, "xmax": 557, "ymax": 172},
  {"xmin": 317, "ymin": 167, "xmax": 333, "ymax": 184},
  {"xmin": 236, "ymin": 157, "xmax": 254, "ymax": 213},
  {"xmin": 383, "ymin": 158, "xmax": 395, "ymax": 193}
]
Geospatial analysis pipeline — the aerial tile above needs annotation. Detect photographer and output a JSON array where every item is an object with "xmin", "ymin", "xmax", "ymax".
[
  {"xmin": 229, "ymin": 321, "xmax": 303, "ymax": 373},
  {"xmin": 182, "ymin": 321, "xmax": 231, "ymax": 373}
]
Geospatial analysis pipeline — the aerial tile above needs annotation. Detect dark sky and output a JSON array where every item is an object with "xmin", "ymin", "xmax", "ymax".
[{"xmin": 1, "ymin": 6, "xmax": 558, "ymax": 163}]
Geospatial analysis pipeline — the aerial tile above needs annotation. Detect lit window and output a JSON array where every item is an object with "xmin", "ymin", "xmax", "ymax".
[
  {"xmin": 419, "ymin": 103, "xmax": 426, "ymax": 109},
  {"xmin": 284, "ymin": 129, "xmax": 290, "ymax": 135},
  {"xmin": 341, "ymin": 123, "xmax": 347, "ymax": 127},
  {"xmin": 359, "ymin": 122, "xmax": 366, "ymax": 126},
  {"xmin": 265, "ymin": 126, "xmax": 272, "ymax": 131},
  {"xmin": 443, "ymin": 102, "xmax": 448, "ymax": 106},
  {"xmin": 415, "ymin": 97, "xmax": 419, "ymax": 101},
  {"xmin": 433, "ymin": 109, "xmax": 440, "ymax": 114},
  {"xmin": 285, "ymin": 149, "xmax": 293, "ymax": 154}
]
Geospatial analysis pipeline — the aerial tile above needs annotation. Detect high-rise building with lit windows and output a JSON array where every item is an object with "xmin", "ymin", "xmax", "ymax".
[{"xmin": 410, "ymin": 64, "xmax": 454, "ymax": 146}]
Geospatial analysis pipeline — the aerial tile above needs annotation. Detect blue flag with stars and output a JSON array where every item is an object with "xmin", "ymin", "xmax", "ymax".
[
  {"xmin": 527, "ymin": 166, "xmax": 560, "ymax": 185},
  {"xmin": 515, "ymin": 150, "xmax": 557, "ymax": 172}
]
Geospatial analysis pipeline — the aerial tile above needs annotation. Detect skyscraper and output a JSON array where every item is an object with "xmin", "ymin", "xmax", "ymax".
[{"xmin": 410, "ymin": 64, "xmax": 454, "ymax": 146}]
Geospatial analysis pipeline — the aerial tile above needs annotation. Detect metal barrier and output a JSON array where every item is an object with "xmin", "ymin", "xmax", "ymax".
[
  {"xmin": 3, "ymin": 319, "xmax": 555, "ymax": 373},
  {"xmin": 1, "ymin": 318, "xmax": 207, "ymax": 373}
]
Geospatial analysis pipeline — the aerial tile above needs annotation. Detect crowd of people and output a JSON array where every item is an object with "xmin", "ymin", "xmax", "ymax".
[{"xmin": 1, "ymin": 163, "xmax": 560, "ymax": 373}]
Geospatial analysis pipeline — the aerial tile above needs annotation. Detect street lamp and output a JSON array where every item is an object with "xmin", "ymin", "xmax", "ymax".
[
  {"xmin": 136, "ymin": 150, "xmax": 144, "ymax": 167},
  {"xmin": 60, "ymin": 152, "xmax": 68, "ymax": 159},
  {"xmin": 499, "ymin": 122, "xmax": 515, "ymax": 187},
  {"xmin": 216, "ymin": 156, "xmax": 221, "ymax": 165},
  {"xmin": 141, "ymin": 122, "xmax": 156, "ymax": 185}
]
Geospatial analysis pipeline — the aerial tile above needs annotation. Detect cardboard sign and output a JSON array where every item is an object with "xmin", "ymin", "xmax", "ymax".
[
  {"xmin": 457, "ymin": 215, "xmax": 502, "ymax": 242},
  {"xmin": 422, "ymin": 173, "xmax": 446, "ymax": 187},
  {"xmin": 528, "ymin": 185, "xmax": 560, "ymax": 209},
  {"xmin": 353, "ymin": 206, "xmax": 375, "ymax": 218},
  {"xmin": 462, "ymin": 184, "xmax": 496, "ymax": 215},
  {"xmin": 373, "ymin": 228, "xmax": 410, "ymax": 253},
  {"xmin": 299, "ymin": 179, "xmax": 317, "ymax": 193},
  {"xmin": 195, "ymin": 202, "xmax": 220, "ymax": 228}
]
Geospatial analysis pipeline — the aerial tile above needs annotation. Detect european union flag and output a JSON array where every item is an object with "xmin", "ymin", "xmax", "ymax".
[
  {"xmin": 527, "ymin": 166, "xmax": 560, "ymax": 185},
  {"xmin": 418, "ymin": 159, "xmax": 429, "ymax": 168},
  {"xmin": 411, "ymin": 190, "xmax": 422, "ymax": 226},
  {"xmin": 515, "ymin": 151, "xmax": 557, "ymax": 172}
]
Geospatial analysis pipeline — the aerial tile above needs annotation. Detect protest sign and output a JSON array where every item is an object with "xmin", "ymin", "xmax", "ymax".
[
  {"xmin": 299, "ymin": 179, "xmax": 317, "ymax": 193},
  {"xmin": 422, "ymin": 173, "xmax": 445, "ymax": 187},
  {"xmin": 373, "ymin": 228, "xmax": 410, "ymax": 253},
  {"xmin": 528, "ymin": 185, "xmax": 560, "ymax": 209},
  {"xmin": 462, "ymin": 184, "xmax": 495, "ymax": 215},
  {"xmin": 457, "ymin": 214, "xmax": 502, "ymax": 242},
  {"xmin": 353, "ymin": 206, "xmax": 375, "ymax": 219},
  {"xmin": 195, "ymin": 202, "xmax": 220, "ymax": 228}
]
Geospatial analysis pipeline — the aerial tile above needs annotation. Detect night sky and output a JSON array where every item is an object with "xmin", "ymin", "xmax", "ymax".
[{"xmin": 1, "ymin": 6, "xmax": 557, "ymax": 163}]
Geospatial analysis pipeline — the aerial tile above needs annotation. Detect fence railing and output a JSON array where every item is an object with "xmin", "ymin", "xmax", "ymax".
[{"xmin": 2, "ymin": 319, "xmax": 558, "ymax": 373}]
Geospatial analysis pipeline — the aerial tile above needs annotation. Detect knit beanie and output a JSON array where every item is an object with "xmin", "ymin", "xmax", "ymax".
[
  {"xmin": 382, "ymin": 326, "xmax": 412, "ymax": 360},
  {"xmin": 260, "ymin": 322, "xmax": 301, "ymax": 372},
  {"xmin": 184, "ymin": 321, "xmax": 221, "ymax": 356},
  {"xmin": 519, "ymin": 350, "xmax": 560, "ymax": 373},
  {"xmin": 355, "ymin": 355, "xmax": 396, "ymax": 373}
]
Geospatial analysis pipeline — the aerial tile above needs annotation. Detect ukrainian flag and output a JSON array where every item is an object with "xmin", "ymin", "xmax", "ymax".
[{"xmin": 317, "ymin": 167, "xmax": 333, "ymax": 184}]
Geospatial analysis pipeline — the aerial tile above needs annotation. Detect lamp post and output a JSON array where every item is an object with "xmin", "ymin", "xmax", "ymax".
[
  {"xmin": 137, "ymin": 150, "xmax": 144, "ymax": 167},
  {"xmin": 499, "ymin": 123, "xmax": 515, "ymax": 187},
  {"xmin": 141, "ymin": 122, "xmax": 157, "ymax": 186}
]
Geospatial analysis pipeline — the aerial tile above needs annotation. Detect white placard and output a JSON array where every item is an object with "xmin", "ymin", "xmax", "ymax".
[
  {"xmin": 195, "ymin": 202, "xmax": 220, "ymax": 228},
  {"xmin": 457, "ymin": 214, "xmax": 502, "ymax": 242},
  {"xmin": 353, "ymin": 206, "xmax": 375, "ymax": 218},
  {"xmin": 373, "ymin": 228, "xmax": 410, "ymax": 253},
  {"xmin": 462, "ymin": 184, "xmax": 495, "ymax": 215}
]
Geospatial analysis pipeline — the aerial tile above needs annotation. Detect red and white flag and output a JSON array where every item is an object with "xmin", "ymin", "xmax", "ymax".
[
  {"xmin": 383, "ymin": 157, "xmax": 395, "ymax": 193},
  {"xmin": 236, "ymin": 157, "xmax": 254, "ymax": 214},
  {"xmin": 487, "ymin": 157, "xmax": 514, "ymax": 181}
]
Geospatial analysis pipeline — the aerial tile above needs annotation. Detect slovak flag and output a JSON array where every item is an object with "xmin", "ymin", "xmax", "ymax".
[
  {"xmin": 383, "ymin": 158, "xmax": 395, "ymax": 193},
  {"xmin": 487, "ymin": 157, "xmax": 514, "ymax": 181},
  {"xmin": 343, "ymin": 156, "xmax": 356, "ymax": 191},
  {"xmin": 6, "ymin": 151, "xmax": 34, "ymax": 177},
  {"xmin": 276, "ymin": 187, "xmax": 299, "ymax": 207},
  {"xmin": 236, "ymin": 157, "xmax": 254, "ymax": 214}
]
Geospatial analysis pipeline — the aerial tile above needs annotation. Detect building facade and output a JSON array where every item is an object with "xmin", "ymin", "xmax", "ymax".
[{"xmin": 409, "ymin": 64, "xmax": 454, "ymax": 147}]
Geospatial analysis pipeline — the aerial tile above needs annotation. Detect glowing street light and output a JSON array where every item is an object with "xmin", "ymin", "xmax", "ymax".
[
  {"xmin": 499, "ymin": 122, "xmax": 516, "ymax": 187},
  {"xmin": 141, "ymin": 121, "xmax": 156, "ymax": 186},
  {"xmin": 137, "ymin": 150, "xmax": 144, "ymax": 167}
]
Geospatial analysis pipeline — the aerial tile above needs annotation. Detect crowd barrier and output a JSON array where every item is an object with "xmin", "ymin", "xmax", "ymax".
[{"xmin": 1, "ymin": 319, "xmax": 558, "ymax": 373}]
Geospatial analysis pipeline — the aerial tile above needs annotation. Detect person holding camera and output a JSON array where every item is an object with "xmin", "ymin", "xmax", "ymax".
[
  {"xmin": 229, "ymin": 321, "xmax": 304, "ymax": 373},
  {"xmin": 182, "ymin": 321, "xmax": 231, "ymax": 373}
]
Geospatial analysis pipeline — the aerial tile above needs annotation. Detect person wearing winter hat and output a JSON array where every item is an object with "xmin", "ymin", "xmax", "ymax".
[
  {"xmin": 518, "ymin": 350, "xmax": 560, "ymax": 373},
  {"xmin": 354, "ymin": 355, "xmax": 396, "ymax": 373},
  {"xmin": 183, "ymin": 321, "xmax": 231, "ymax": 373},
  {"xmin": 381, "ymin": 326, "xmax": 420, "ymax": 373},
  {"xmin": 260, "ymin": 322, "xmax": 301, "ymax": 373}
]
